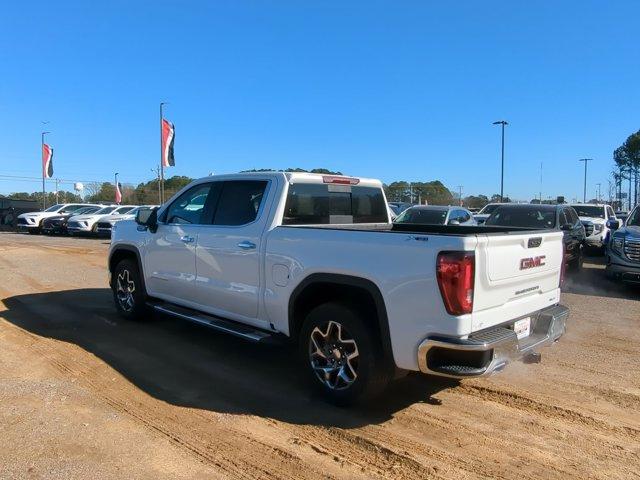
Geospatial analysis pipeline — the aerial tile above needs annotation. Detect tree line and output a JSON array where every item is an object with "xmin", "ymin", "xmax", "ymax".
[{"xmin": 2, "ymin": 169, "xmax": 505, "ymax": 208}]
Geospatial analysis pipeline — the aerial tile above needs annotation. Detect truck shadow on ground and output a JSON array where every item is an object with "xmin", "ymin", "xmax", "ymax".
[
  {"xmin": 1, "ymin": 288, "xmax": 457, "ymax": 428},
  {"xmin": 562, "ymin": 256, "xmax": 639, "ymax": 301}
]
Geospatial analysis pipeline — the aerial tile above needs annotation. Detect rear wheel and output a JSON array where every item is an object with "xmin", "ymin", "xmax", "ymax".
[
  {"xmin": 570, "ymin": 247, "xmax": 584, "ymax": 272},
  {"xmin": 112, "ymin": 259, "xmax": 148, "ymax": 321},
  {"xmin": 299, "ymin": 302, "xmax": 393, "ymax": 405}
]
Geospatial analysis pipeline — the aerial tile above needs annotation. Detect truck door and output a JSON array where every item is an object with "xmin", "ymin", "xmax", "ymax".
[
  {"xmin": 144, "ymin": 182, "xmax": 214, "ymax": 305},
  {"xmin": 193, "ymin": 179, "xmax": 271, "ymax": 323}
]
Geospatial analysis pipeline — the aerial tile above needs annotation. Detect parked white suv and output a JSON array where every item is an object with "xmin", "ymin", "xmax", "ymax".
[
  {"xmin": 17, "ymin": 203, "xmax": 99, "ymax": 234},
  {"xmin": 108, "ymin": 172, "xmax": 568, "ymax": 404},
  {"xmin": 570, "ymin": 204, "xmax": 618, "ymax": 251},
  {"xmin": 96, "ymin": 206, "xmax": 157, "ymax": 237},
  {"xmin": 67, "ymin": 205, "xmax": 136, "ymax": 234}
]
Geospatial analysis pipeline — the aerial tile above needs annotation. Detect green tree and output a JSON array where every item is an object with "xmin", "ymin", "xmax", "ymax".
[
  {"xmin": 384, "ymin": 181, "xmax": 455, "ymax": 205},
  {"xmin": 614, "ymin": 130, "xmax": 640, "ymax": 208},
  {"xmin": 463, "ymin": 194, "xmax": 489, "ymax": 209}
]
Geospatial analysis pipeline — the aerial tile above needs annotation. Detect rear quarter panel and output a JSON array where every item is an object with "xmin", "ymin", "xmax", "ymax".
[{"xmin": 263, "ymin": 226, "xmax": 476, "ymax": 370}]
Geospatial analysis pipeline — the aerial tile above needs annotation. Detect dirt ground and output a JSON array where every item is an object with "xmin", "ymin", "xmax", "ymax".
[{"xmin": 0, "ymin": 231, "xmax": 639, "ymax": 480}]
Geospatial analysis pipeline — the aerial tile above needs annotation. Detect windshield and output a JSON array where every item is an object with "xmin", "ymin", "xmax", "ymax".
[
  {"xmin": 485, "ymin": 206, "xmax": 557, "ymax": 229},
  {"xmin": 44, "ymin": 204, "xmax": 63, "ymax": 212},
  {"xmin": 478, "ymin": 204, "xmax": 500, "ymax": 215},
  {"xmin": 74, "ymin": 206, "xmax": 100, "ymax": 215},
  {"xmin": 114, "ymin": 206, "xmax": 134, "ymax": 214},
  {"xmin": 627, "ymin": 208, "xmax": 640, "ymax": 227},
  {"xmin": 572, "ymin": 205, "xmax": 605, "ymax": 218},
  {"xmin": 94, "ymin": 206, "xmax": 117, "ymax": 215},
  {"xmin": 395, "ymin": 208, "xmax": 448, "ymax": 225}
]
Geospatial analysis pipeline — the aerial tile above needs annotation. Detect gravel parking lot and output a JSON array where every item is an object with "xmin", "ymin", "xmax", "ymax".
[{"xmin": 0, "ymin": 231, "xmax": 639, "ymax": 480}]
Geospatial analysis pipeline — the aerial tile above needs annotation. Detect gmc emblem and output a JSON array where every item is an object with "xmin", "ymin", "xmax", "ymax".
[{"xmin": 520, "ymin": 255, "xmax": 546, "ymax": 270}]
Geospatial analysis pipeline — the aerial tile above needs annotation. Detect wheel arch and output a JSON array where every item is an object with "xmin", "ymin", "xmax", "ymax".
[
  {"xmin": 288, "ymin": 273, "xmax": 393, "ymax": 362},
  {"xmin": 108, "ymin": 245, "xmax": 147, "ymax": 294}
]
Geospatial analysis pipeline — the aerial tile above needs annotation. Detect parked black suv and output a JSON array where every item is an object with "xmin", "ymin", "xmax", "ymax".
[
  {"xmin": 484, "ymin": 204, "xmax": 586, "ymax": 270},
  {"xmin": 41, "ymin": 206, "xmax": 101, "ymax": 235}
]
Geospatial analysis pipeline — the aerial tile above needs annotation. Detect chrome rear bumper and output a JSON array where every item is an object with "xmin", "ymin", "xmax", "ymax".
[{"xmin": 417, "ymin": 304, "xmax": 569, "ymax": 379}]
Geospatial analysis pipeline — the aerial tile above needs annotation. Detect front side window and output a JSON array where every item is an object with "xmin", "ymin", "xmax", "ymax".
[
  {"xmin": 212, "ymin": 181, "xmax": 268, "ymax": 226},
  {"xmin": 164, "ymin": 184, "xmax": 212, "ymax": 224},
  {"xmin": 283, "ymin": 183, "xmax": 387, "ymax": 225},
  {"xmin": 627, "ymin": 207, "xmax": 640, "ymax": 227},
  {"xmin": 567, "ymin": 207, "xmax": 579, "ymax": 224},
  {"xmin": 114, "ymin": 206, "xmax": 134, "ymax": 214}
]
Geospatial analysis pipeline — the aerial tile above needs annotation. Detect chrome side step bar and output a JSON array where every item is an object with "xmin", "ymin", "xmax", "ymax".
[{"xmin": 149, "ymin": 301, "xmax": 275, "ymax": 343}]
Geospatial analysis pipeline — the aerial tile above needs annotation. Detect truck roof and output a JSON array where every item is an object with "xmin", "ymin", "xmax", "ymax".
[{"xmin": 195, "ymin": 171, "xmax": 383, "ymax": 189}]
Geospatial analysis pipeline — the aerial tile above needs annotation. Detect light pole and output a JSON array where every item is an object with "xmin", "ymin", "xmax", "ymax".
[
  {"xmin": 493, "ymin": 120, "xmax": 508, "ymax": 202},
  {"xmin": 457, "ymin": 185, "xmax": 463, "ymax": 206},
  {"xmin": 596, "ymin": 183, "xmax": 601, "ymax": 203},
  {"xmin": 578, "ymin": 158, "xmax": 593, "ymax": 203}
]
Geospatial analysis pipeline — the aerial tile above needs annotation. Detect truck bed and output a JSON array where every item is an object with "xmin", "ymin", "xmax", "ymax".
[{"xmin": 281, "ymin": 222, "xmax": 548, "ymax": 236}]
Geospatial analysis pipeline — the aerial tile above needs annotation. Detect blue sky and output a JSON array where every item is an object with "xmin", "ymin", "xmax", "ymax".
[{"xmin": 1, "ymin": 1, "xmax": 638, "ymax": 201}]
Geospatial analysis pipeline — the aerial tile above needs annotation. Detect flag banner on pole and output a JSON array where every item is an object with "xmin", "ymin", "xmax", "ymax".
[
  {"xmin": 115, "ymin": 182, "xmax": 122, "ymax": 204},
  {"xmin": 42, "ymin": 144, "xmax": 54, "ymax": 178},
  {"xmin": 161, "ymin": 118, "xmax": 175, "ymax": 167}
]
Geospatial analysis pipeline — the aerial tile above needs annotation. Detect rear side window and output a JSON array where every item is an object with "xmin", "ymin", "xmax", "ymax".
[
  {"xmin": 283, "ymin": 183, "xmax": 387, "ymax": 225},
  {"xmin": 212, "ymin": 181, "xmax": 268, "ymax": 226}
]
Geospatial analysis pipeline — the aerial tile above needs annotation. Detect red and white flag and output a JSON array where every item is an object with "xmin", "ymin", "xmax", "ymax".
[
  {"xmin": 161, "ymin": 118, "xmax": 175, "ymax": 167},
  {"xmin": 42, "ymin": 144, "xmax": 54, "ymax": 178},
  {"xmin": 115, "ymin": 182, "xmax": 122, "ymax": 204}
]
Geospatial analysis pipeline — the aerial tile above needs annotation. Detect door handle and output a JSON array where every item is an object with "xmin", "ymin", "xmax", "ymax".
[
  {"xmin": 180, "ymin": 235, "xmax": 195, "ymax": 243},
  {"xmin": 237, "ymin": 240, "xmax": 256, "ymax": 250}
]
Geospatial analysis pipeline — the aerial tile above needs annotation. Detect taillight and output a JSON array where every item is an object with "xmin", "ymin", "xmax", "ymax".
[
  {"xmin": 436, "ymin": 252, "xmax": 475, "ymax": 315},
  {"xmin": 559, "ymin": 242, "xmax": 567, "ymax": 288}
]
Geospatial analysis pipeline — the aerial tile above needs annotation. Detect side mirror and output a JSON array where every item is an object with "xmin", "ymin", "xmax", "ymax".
[
  {"xmin": 606, "ymin": 218, "xmax": 619, "ymax": 231},
  {"xmin": 448, "ymin": 219, "xmax": 461, "ymax": 226},
  {"xmin": 136, "ymin": 207, "xmax": 158, "ymax": 233}
]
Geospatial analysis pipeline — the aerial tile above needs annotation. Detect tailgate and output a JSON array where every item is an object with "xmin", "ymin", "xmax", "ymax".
[{"xmin": 471, "ymin": 230, "xmax": 563, "ymax": 331}]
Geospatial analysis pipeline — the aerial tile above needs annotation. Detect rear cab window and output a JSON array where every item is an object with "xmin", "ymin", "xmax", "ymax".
[{"xmin": 283, "ymin": 182, "xmax": 388, "ymax": 225}]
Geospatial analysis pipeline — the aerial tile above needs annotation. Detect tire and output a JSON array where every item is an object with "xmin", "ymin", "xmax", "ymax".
[
  {"xmin": 299, "ymin": 302, "xmax": 393, "ymax": 405},
  {"xmin": 112, "ymin": 259, "xmax": 148, "ymax": 321},
  {"xmin": 570, "ymin": 248, "xmax": 583, "ymax": 272}
]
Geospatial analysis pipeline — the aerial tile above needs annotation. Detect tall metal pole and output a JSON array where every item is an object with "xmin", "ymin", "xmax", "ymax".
[
  {"xmin": 539, "ymin": 162, "xmax": 543, "ymax": 202},
  {"xmin": 457, "ymin": 185, "xmax": 463, "ymax": 206},
  {"xmin": 41, "ymin": 131, "xmax": 50, "ymax": 210},
  {"xmin": 596, "ymin": 183, "xmax": 601, "ymax": 203},
  {"xmin": 160, "ymin": 102, "xmax": 167, "ymax": 204},
  {"xmin": 578, "ymin": 158, "xmax": 593, "ymax": 203},
  {"xmin": 115, "ymin": 172, "xmax": 119, "ymax": 204},
  {"xmin": 493, "ymin": 121, "xmax": 508, "ymax": 202},
  {"xmin": 55, "ymin": 178, "xmax": 60, "ymax": 204}
]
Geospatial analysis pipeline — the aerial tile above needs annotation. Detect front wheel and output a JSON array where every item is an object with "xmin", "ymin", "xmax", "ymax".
[
  {"xmin": 112, "ymin": 259, "xmax": 148, "ymax": 321},
  {"xmin": 299, "ymin": 302, "xmax": 393, "ymax": 405}
]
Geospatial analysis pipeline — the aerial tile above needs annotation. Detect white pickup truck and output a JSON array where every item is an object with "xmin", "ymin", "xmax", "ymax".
[{"xmin": 108, "ymin": 172, "xmax": 568, "ymax": 404}]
